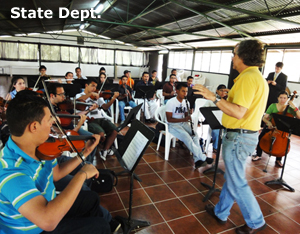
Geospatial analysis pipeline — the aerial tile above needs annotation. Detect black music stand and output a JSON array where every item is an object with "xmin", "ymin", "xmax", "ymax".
[
  {"xmin": 112, "ymin": 119, "xmax": 155, "ymax": 234},
  {"xmin": 61, "ymin": 83, "xmax": 82, "ymax": 98},
  {"xmin": 135, "ymin": 86, "xmax": 156, "ymax": 122},
  {"xmin": 117, "ymin": 103, "xmax": 143, "ymax": 132},
  {"xmin": 73, "ymin": 79, "xmax": 87, "ymax": 89},
  {"xmin": 264, "ymin": 114, "xmax": 299, "ymax": 192},
  {"xmin": 199, "ymin": 107, "xmax": 225, "ymax": 202}
]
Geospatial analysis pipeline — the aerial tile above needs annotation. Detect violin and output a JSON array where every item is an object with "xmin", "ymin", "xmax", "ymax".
[
  {"xmin": 56, "ymin": 113, "xmax": 94, "ymax": 127},
  {"xmin": 36, "ymin": 130, "xmax": 94, "ymax": 160},
  {"xmin": 259, "ymin": 91, "xmax": 297, "ymax": 157}
]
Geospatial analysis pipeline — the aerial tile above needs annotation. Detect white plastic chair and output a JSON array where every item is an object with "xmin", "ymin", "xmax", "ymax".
[
  {"xmin": 156, "ymin": 89, "xmax": 164, "ymax": 106},
  {"xmin": 155, "ymin": 106, "xmax": 176, "ymax": 160},
  {"xmin": 114, "ymin": 99, "xmax": 140, "ymax": 124},
  {"xmin": 191, "ymin": 98, "xmax": 207, "ymax": 136}
]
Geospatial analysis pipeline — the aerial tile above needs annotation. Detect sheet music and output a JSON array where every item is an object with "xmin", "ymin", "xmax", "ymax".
[
  {"xmin": 212, "ymin": 110, "xmax": 223, "ymax": 124},
  {"xmin": 122, "ymin": 130, "xmax": 148, "ymax": 171}
]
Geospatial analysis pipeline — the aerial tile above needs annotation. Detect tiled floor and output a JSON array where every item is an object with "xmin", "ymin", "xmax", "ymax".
[{"xmin": 96, "ymin": 124, "xmax": 300, "ymax": 234}]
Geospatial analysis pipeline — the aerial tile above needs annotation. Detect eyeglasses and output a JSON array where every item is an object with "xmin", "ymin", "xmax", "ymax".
[{"xmin": 56, "ymin": 92, "xmax": 65, "ymax": 97}]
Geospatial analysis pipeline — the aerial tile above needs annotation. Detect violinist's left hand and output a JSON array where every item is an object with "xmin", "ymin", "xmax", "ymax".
[
  {"xmin": 113, "ymin": 92, "xmax": 119, "ymax": 98},
  {"xmin": 78, "ymin": 115, "xmax": 87, "ymax": 126},
  {"xmin": 82, "ymin": 134, "xmax": 100, "ymax": 157},
  {"xmin": 90, "ymin": 103, "xmax": 98, "ymax": 111}
]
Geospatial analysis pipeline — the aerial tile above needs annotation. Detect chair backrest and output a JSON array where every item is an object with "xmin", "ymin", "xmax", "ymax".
[
  {"xmin": 155, "ymin": 105, "xmax": 167, "ymax": 123},
  {"xmin": 193, "ymin": 98, "xmax": 207, "ymax": 122}
]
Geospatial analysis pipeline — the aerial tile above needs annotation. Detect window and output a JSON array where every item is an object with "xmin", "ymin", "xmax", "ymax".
[
  {"xmin": 0, "ymin": 42, "xmax": 18, "ymax": 59},
  {"xmin": 168, "ymin": 50, "xmax": 193, "ymax": 70},
  {"xmin": 61, "ymin": 46, "xmax": 78, "ymax": 62},
  {"xmin": 41, "ymin": 45, "xmax": 60, "ymax": 61},
  {"xmin": 264, "ymin": 49, "xmax": 300, "ymax": 82},
  {"xmin": 193, "ymin": 50, "xmax": 232, "ymax": 74}
]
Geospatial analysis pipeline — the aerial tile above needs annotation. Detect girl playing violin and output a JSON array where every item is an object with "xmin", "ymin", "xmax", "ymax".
[
  {"xmin": 5, "ymin": 77, "xmax": 26, "ymax": 101},
  {"xmin": 252, "ymin": 91, "xmax": 300, "ymax": 166}
]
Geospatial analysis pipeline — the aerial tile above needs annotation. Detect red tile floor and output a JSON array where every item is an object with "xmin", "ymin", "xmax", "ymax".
[{"xmin": 95, "ymin": 124, "xmax": 300, "ymax": 234}]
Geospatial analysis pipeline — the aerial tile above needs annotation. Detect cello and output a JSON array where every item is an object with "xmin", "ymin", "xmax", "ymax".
[{"xmin": 259, "ymin": 91, "xmax": 297, "ymax": 157}]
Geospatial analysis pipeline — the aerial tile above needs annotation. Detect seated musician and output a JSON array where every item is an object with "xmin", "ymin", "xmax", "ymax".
[
  {"xmin": 187, "ymin": 76, "xmax": 194, "ymax": 88},
  {"xmin": 65, "ymin": 71, "xmax": 74, "ymax": 84},
  {"xmin": 165, "ymin": 83, "xmax": 214, "ymax": 168},
  {"xmin": 118, "ymin": 70, "xmax": 134, "ymax": 89},
  {"xmin": 0, "ymin": 91, "xmax": 114, "ymax": 234},
  {"xmin": 163, "ymin": 74, "xmax": 177, "ymax": 104},
  {"xmin": 75, "ymin": 78, "xmax": 119, "ymax": 161},
  {"xmin": 47, "ymin": 83, "xmax": 97, "ymax": 161},
  {"xmin": 5, "ymin": 77, "xmax": 26, "ymax": 101},
  {"xmin": 97, "ymin": 72, "xmax": 109, "ymax": 89},
  {"xmin": 252, "ymin": 91, "xmax": 300, "ymax": 167},
  {"xmin": 74, "ymin": 67, "xmax": 87, "ymax": 80},
  {"xmin": 136, "ymin": 72, "xmax": 158, "ymax": 123},
  {"xmin": 204, "ymin": 84, "xmax": 228, "ymax": 153},
  {"xmin": 118, "ymin": 75, "xmax": 137, "ymax": 124}
]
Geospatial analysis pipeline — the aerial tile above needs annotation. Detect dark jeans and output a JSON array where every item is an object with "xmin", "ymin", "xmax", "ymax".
[
  {"xmin": 256, "ymin": 127, "xmax": 282, "ymax": 161},
  {"xmin": 42, "ymin": 191, "xmax": 110, "ymax": 234}
]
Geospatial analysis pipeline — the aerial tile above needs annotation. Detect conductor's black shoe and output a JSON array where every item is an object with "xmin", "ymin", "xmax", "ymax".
[
  {"xmin": 235, "ymin": 223, "xmax": 267, "ymax": 234},
  {"xmin": 206, "ymin": 157, "xmax": 214, "ymax": 164},
  {"xmin": 195, "ymin": 160, "xmax": 207, "ymax": 169},
  {"xmin": 109, "ymin": 218, "xmax": 121, "ymax": 233},
  {"xmin": 205, "ymin": 204, "xmax": 227, "ymax": 224}
]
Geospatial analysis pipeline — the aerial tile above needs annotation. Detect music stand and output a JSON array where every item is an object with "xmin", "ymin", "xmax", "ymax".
[
  {"xmin": 117, "ymin": 103, "xmax": 143, "ymax": 132},
  {"xmin": 135, "ymin": 86, "xmax": 156, "ymax": 122},
  {"xmin": 199, "ymin": 107, "xmax": 225, "ymax": 202},
  {"xmin": 62, "ymin": 83, "xmax": 82, "ymax": 98},
  {"xmin": 102, "ymin": 83, "xmax": 119, "ymax": 92},
  {"xmin": 112, "ymin": 119, "xmax": 155, "ymax": 234},
  {"xmin": 73, "ymin": 79, "xmax": 87, "ymax": 89},
  {"xmin": 264, "ymin": 114, "xmax": 299, "ymax": 192}
]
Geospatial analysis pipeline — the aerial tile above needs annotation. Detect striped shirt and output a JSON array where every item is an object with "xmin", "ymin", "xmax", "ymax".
[{"xmin": 0, "ymin": 137, "xmax": 57, "ymax": 234}]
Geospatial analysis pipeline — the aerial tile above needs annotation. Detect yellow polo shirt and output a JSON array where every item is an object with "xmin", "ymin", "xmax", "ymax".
[{"xmin": 222, "ymin": 66, "xmax": 268, "ymax": 131}]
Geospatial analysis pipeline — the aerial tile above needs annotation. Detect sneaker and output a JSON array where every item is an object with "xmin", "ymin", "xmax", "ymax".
[
  {"xmin": 252, "ymin": 155, "xmax": 261, "ymax": 161},
  {"xmin": 195, "ymin": 160, "xmax": 207, "ymax": 169},
  {"xmin": 107, "ymin": 149, "xmax": 114, "ymax": 156},
  {"xmin": 213, "ymin": 148, "xmax": 218, "ymax": 154},
  {"xmin": 120, "ymin": 120, "xmax": 125, "ymax": 125},
  {"xmin": 109, "ymin": 218, "xmax": 121, "ymax": 233},
  {"xmin": 100, "ymin": 150, "xmax": 107, "ymax": 161},
  {"xmin": 205, "ymin": 204, "xmax": 227, "ymax": 224},
  {"xmin": 206, "ymin": 157, "xmax": 214, "ymax": 164}
]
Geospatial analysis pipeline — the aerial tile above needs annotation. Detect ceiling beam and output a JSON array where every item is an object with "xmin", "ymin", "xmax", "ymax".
[
  {"xmin": 87, "ymin": 18, "xmax": 239, "ymax": 42},
  {"xmin": 168, "ymin": 0, "xmax": 254, "ymax": 39},
  {"xmin": 0, "ymin": 13, "xmax": 23, "ymax": 35},
  {"xmin": 189, "ymin": 0, "xmax": 300, "ymax": 27},
  {"xmin": 101, "ymin": 1, "xmax": 171, "ymax": 34},
  {"xmin": 32, "ymin": 0, "xmax": 47, "ymax": 31},
  {"xmin": 62, "ymin": 0, "xmax": 75, "ymax": 31}
]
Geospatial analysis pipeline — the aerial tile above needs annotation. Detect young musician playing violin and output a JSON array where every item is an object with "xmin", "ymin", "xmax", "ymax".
[
  {"xmin": 165, "ymin": 83, "xmax": 214, "ymax": 168},
  {"xmin": 0, "ymin": 92, "xmax": 113, "ymax": 234},
  {"xmin": 75, "ymin": 78, "xmax": 119, "ymax": 161},
  {"xmin": 118, "ymin": 75, "xmax": 137, "ymax": 124},
  {"xmin": 47, "ymin": 83, "xmax": 97, "ymax": 162},
  {"xmin": 252, "ymin": 90, "xmax": 300, "ymax": 167},
  {"xmin": 5, "ymin": 76, "xmax": 26, "ymax": 101}
]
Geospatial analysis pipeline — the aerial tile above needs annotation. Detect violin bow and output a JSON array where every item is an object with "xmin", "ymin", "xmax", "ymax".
[{"xmin": 40, "ymin": 77, "xmax": 86, "ymax": 164}]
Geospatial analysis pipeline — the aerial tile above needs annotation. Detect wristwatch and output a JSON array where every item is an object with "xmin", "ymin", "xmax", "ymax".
[{"xmin": 213, "ymin": 97, "xmax": 220, "ymax": 105}]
